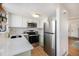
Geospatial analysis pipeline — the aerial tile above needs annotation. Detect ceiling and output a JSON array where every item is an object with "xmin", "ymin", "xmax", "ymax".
[
  {"xmin": 63, "ymin": 3, "xmax": 79, "ymax": 19},
  {"xmin": 3, "ymin": 3, "xmax": 57, "ymax": 18},
  {"xmin": 3, "ymin": 3, "xmax": 79, "ymax": 19}
]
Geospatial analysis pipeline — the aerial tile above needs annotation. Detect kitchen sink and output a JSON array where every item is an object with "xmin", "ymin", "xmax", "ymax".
[{"xmin": 11, "ymin": 35, "xmax": 22, "ymax": 39}]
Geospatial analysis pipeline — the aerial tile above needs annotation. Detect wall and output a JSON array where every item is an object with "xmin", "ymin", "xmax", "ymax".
[
  {"xmin": 68, "ymin": 19, "xmax": 79, "ymax": 38},
  {"xmin": 56, "ymin": 6, "xmax": 68, "ymax": 56}
]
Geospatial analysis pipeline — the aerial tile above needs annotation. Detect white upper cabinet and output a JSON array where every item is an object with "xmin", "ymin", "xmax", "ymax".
[
  {"xmin": 9, "ymin": 14, "xmax": 23, "ymax": 27},
  {"xmin": 9, "ymin": 13, "xmax": 43, "ymax": 28},
  {"xmin": 22, "ymin": 16, "xmax": 27, "ymax": 27}
]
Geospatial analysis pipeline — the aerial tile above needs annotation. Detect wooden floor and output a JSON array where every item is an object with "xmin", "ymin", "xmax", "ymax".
[
  {"xmin": 31, "ymin": 38, "xmax": 79, "ymax": 56},
  {"xmin": 32, "ymin": 43, "xmax": 48, "ymax": 56},
  {"xmin": 68, "ymin": 37, "xmax": 79, "ymax": 56}
]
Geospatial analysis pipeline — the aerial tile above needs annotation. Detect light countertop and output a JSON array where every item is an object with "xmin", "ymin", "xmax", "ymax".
[{"xmin": 0, "ymin": 34, "xmax": 33, "ymax": 56}]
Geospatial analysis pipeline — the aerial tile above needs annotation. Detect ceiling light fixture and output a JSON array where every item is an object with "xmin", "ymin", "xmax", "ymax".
[{"xmin": 32, "ymin": 13, "xmax": 40, "ymax": 18}]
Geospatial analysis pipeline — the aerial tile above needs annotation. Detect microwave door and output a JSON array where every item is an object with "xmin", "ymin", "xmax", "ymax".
[{"xmin": 28, "ymin": 23, "xmax": 37, "ymax": 28}]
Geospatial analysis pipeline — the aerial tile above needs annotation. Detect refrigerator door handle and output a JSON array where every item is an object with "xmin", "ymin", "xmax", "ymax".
[{"xmin": 44, "ymin": 32, "xmax": 55, "ymax": 34}]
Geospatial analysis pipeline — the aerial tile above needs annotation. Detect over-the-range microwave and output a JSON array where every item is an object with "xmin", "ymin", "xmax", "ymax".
[{"xmin": 27, "ymin": 23, "xmax": 37, "ymax": 28}]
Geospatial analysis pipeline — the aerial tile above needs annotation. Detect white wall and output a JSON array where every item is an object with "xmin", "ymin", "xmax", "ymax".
[
  {"xmin": 56, "ymin": 6, "xmax": 68, "ymax": 56},
  {"xmin": 69, "ymin": 19, "xmax": 79, "ymax": 38}
]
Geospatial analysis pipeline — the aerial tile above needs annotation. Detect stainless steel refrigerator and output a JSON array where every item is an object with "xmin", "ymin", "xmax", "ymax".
[{"xmin": 44, "ymin": 19, "xmax": 57, "ymax": 56}]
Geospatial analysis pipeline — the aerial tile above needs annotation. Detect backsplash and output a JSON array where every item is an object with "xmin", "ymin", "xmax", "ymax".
[{"xmin": 9, "ymin": 27, "xmax": 43, "ymax": 35}]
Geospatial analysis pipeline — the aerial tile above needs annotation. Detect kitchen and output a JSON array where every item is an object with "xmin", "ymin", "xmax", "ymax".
[{"xmin": 0, "ymin": 3, "xmax": 68, "ymax": 56}]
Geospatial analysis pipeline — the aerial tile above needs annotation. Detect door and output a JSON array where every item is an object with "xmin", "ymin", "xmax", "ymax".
[
  {"xmin": 44, "ymin": 19, "xmax": 56, "ymax": 33},
  {"xmin": 44, "ymin": 33, "xmax": 55, "ymax": 56}
]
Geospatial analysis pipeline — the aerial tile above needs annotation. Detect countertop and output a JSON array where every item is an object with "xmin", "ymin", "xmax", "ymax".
[{"xmin": 0, "ymin": 34, "xmax": 33, "ymax": 56}]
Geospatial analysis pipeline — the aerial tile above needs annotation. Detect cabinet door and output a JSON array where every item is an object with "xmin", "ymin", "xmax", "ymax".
[
  {"xmin": 10, "ymin": 14, "xmax": 22, "ymax": 27},
  {"xmin": 22, "ymin": 16, "xmax": 27, "ymax": 27}
]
